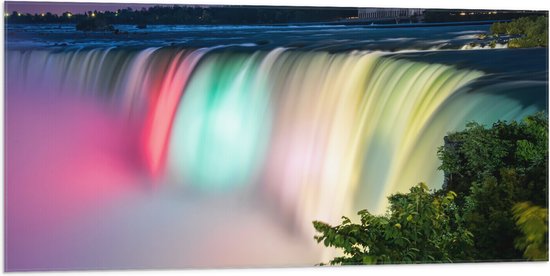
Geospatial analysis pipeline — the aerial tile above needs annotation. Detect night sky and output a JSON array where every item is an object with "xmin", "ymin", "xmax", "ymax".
[{"xmin": 4, "ymin": 1, "xmax": 166, "ymax": 15}]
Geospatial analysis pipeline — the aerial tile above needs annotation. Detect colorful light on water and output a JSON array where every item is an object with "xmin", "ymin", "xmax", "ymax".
[
  {"xmin": 4, "ymin": 46, "xmax": 544, "ymax": 270},
  {"xmin": 168, "ymin": 52, "xmax": 273, "ymax": 191},
  {"xmin": 141, "ymin": 49, "xmax": 206, "ymax": 178}
]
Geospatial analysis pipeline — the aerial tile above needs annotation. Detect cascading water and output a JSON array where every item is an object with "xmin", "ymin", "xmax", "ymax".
[{"xmin": 5, "ymin": 46, "xmax": 544, "ymax": 269}]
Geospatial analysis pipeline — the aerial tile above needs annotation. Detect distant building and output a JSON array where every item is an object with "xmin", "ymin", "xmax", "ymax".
[{"xmin": 358, "ymin": 8, "xmax": 425, "ymax": 20}]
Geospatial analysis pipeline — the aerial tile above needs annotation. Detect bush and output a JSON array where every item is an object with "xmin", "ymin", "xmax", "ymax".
[
  {"xmin": 512, "ymin": 201, "xmax": 548, "ymax": 260},
  {"xmin": 490, "ymin": 16, "xmax": 548, "ymax": 47},
  {"xmin": 438, "ymin": 112, "xmax": 548, "ymax": 260},
  {"xmin": 313, "ymin": 183, "xmax": 473, "ymax": 265}
]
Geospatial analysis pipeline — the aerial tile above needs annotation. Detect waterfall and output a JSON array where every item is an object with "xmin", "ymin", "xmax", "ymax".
[{"xmin": 6, "ymin": 46, "xmax": 541, "ymax": 244}]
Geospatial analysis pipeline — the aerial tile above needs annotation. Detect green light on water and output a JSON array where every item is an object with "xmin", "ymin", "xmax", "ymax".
[{"xmin": 168, "ymin": 52, "xmax": 272, "ymax": 191}]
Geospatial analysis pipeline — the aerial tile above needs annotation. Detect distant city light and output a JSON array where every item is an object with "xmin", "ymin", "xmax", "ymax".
[
  {"xmin": 41, "ymin": 13, "xmax": 45, "ymax": 17},
  {"xmin": 459, "ymin": 12, "xmax": 466, "ymax": 16},
  {"xmin": 4, "ymin": 12, "xmax": 9, "ymax": 17},
  {"xmin": 17, "ymin": 13, "xmax": 22, "ymax": 16},
  {"xmin": 67, "ymin": 12, "xmax": 72, "ymax": 18},
  {"xmin": 91, "ymin": 12, "xmax": 96, "ymax": 17}
]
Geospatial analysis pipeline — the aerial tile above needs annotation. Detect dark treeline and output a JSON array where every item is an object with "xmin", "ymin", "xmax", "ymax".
[
  {"xmin": 424, "ymin": 9, "xmax": 548, "ymax": 23},
  {"xmin": 6, "ymin": 6, "xmax": 547, "ymax": 27},
  {"xmin": 5, "ymin": 5, "xmax": 357, "ymax": 25}
]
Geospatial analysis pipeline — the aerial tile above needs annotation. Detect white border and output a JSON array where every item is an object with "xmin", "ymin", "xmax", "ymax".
[{"xmin": 1, "ymin": 1, "xmax": 549, "ymax": 276}]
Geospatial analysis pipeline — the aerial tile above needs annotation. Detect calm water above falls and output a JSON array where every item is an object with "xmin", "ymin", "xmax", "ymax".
[
  {"xmin": 7, "ymin": 23, "xmax": 498, "ymax": 50},
  {"xmin": 4, "ymin": 23, "xmax": 548, "ymax": 270}
]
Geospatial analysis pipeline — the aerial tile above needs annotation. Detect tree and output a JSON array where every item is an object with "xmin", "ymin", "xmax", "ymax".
[
  {"xmin": 439, "ymin": 112, "xmax": 547, "ymax": 204},
  {"xmin": 438, "ymin": 112, "xmax": 548, "ymax": 260},
  {"xmin": 313, "ymin": 183, "xmax": 473, "ymax": 265},
  {"xmin": 512, "ymin": 202, "xmax": 548, "ymax": 260},
  {"xmin": 490, "ymin": 16, "xmax": 548, "ymax": 48}
]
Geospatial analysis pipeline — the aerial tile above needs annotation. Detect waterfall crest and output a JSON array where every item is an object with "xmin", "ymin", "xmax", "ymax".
[{"xmin": 6, "ymin": 47, "xmax": 540, "ymax": 237}]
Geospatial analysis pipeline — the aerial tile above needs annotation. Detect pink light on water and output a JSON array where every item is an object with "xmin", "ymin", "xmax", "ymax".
[
  {"xmin": 141, "ymin": 50, "xmax": 206, "ymax": 179},
  {"xmin": 4, "ymin": 92, "xmax": 145, "ymax": 270}
]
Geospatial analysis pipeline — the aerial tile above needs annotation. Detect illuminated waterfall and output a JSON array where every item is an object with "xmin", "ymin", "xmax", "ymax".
[{"xmin": 6, "ymin": 47, "xmax": 541, "ymax": 243}]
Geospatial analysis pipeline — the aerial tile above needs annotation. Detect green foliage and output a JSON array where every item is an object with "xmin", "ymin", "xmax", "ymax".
[
  {"xmin": 438, "ymin": 112, "xmax": 548, "ymax": 260},
  {"xmin": 512, "ymin": 202, "xmax": 548, "ymax": 260},
  {"xmin": 461, "ymin": 171, "xmax": 525, "ymax": 259},
  {"xmin": 313, "ymin": 183, "xmax": 473, "ymax": 265},
  {"xmin": 490, "ymin": 16, "xmax": 548, "ymax": 48},
  {"xmin": 438, "ymin": 112, "xmax": 548, "ymax": 203}
]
